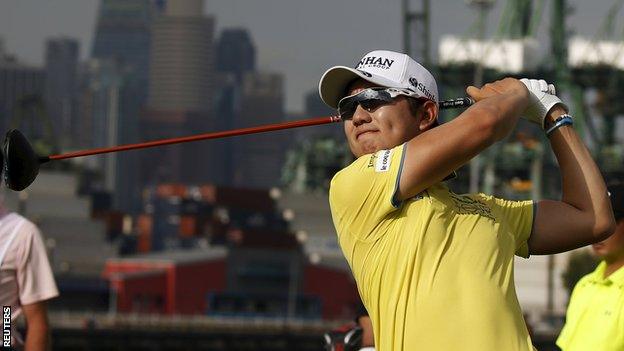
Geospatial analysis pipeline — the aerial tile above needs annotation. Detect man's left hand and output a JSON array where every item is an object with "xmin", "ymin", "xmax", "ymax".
[{"xmin": 520, "ymin": 78, "xmax": 568, "ymax": 129}]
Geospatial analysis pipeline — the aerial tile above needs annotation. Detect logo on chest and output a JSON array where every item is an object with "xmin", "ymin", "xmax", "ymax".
[{"xmin": 450, "ymin": 193, "xmax": 495, "ymax": 220}]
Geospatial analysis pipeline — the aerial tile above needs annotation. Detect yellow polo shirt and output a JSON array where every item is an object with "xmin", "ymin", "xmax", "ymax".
[
  {"xmin": 329, "ymin": 144, "xmax": 536, "ymax": 351},
  {"xmin": 556, "ymin": 261, "xmax": 624, "ymax": 351}
]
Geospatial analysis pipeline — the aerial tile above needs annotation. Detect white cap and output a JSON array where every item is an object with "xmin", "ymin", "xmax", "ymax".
[{"xmin": 318, "ymin": 50, "xmax": 439, "ymax": 108}]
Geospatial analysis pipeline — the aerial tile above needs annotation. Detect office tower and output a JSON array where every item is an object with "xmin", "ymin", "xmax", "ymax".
[
  {"xmin": 213, "ymin": 29, "xmax": 287, "ymax": 188},
  {"xmin": 142, "ymin": 0, "xmax": 217, "ymax": 185},
  {"xmin": 88, "ymin": 0, "xmax": 161, "ymax": 211},
  {"xmin": 92, "ymin": 0, "xmax": 156, "ymax": 85},
  {"xmin": 214, "ymin": 28, "xmax": 256, "ymax": 186},
  {"xmin": 0, "ymin": 52, "xmax": 45, "ymax": 140},
  {"xmin": 79, "ymin": 59, "xmax": 142, "ymax": 213},
  {"xmin": 216, "ymin": 28, "xmax": 256, "ymax": 82},
  {"xmin": 147, "ymin": 0, "xmax": 213, "ymax": 112},
  {"xmin": 44, "ymin": 37, "xmax": 79, "ymax": 148},
  {"xmin": 229, "ymin": 72, "xmax": 286, "ymax": 188}
]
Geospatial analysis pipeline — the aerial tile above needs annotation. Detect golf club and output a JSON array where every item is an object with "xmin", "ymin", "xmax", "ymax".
[{"xmin": 2, "ymin": 97, "xmax": 473, "ymax": 191}]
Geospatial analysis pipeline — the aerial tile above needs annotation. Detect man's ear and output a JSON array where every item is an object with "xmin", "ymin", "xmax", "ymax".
[{"xmin": 418, "ymin": 100, "xmax": 438, "ymax": 131}]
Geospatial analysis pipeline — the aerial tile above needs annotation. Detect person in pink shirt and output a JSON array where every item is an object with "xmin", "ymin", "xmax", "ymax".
[{"xmin": 0, "ymin": 197, "xmax": 58, "ymax": 351}]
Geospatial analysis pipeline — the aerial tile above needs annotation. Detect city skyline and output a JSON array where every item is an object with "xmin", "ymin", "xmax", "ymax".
[{"xmin": 0, "ymin": 0, "xmax": 619, "ymax": 112}]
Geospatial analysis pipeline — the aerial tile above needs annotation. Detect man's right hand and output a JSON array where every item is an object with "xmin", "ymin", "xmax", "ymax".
[{"xmin": 466, "ymin": 77, "xmax": 529, "ymax": 103}]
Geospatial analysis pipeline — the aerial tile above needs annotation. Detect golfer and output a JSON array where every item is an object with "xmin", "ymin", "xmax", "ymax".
[{"xmin": 319, "ymin": 50, "xmax": 615, "ymax": 351}]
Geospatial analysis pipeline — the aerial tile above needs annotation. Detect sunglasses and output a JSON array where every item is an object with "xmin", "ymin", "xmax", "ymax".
[{"xmin": 337, "ymin": 87, "xmax": 420, "ymax": 120}]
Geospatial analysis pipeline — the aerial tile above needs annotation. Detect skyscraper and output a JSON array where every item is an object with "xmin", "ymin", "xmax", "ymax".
[
  {"xmin": 142, "ymin": 0, "xmax": 217, "ymax": 185},
  {"xmin": 44, "ymin": 37, "xmax": 79, "ymax": 148},
  {"xmin": 87, "ymin": 0, "xmax": 161, "ymax": 211},
  {"xmin": 230, "ymin": 72, "xmax": 286, "ymax": 189},
  {"xmin": 147, "ymin": 0, "xmax": 214, "ymax": 113},
  {"xmin": 214, "ymin": 29, "xmax": 287, "ymax": 189},
  {"xmin": 0, "ymin": 52, "xmax": 45, "ymax": 140},
  {"xmin": 216, "ymin": 29, "xmax": 256, "ymax": 83},
  {"xmin": 213, "ymin": 28, "xmax": 257, "ymax": 187},
  {"xmin": 91, "ymin": 0, "xmax": 156, "ymax": 85},
  {"xmin": 78, "ymin": 58, "xmax": 142, "ymax": 213}
]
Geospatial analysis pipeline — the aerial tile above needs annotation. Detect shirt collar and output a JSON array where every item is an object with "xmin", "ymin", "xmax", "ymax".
[{"xmin": 589, "ymin": 261, "xmax": 624, "ymax": 286}]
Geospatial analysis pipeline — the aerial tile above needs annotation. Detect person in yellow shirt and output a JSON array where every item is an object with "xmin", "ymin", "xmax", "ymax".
[
  {"xmin": 556, "ymin": 182, "xmax": 624, "ymax": 351},
  {"xmin": 318, "ymin": 50, "xmax": 615, "ymax": 351}
]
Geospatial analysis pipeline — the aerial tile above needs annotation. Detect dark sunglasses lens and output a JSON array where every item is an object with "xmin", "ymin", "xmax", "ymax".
[
  {"xmin": 338, "ymin": 96, "xmax": 358, "ymax": 119},
  {"xmin": 360, "ymin": 99, "xmax": 386, "ymax": 111},
  {"xmin": 338, "ymin": 89, "xmax": 393, "ymax": 119}
]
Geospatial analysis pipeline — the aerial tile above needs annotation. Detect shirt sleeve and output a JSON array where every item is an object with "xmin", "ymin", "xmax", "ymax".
[
  {"xmin": 485, "ymin": 196, "xmax": 535, "ymax": 258},
  {"xmin": 16, "ymin": 221, "xmax": 59, "ymax": 305},
  {"xmin": 329, "ymin": 144, "xmax": 405, "ymax": 242}
]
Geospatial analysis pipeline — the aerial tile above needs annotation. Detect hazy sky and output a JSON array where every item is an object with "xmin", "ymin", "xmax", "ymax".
[{"xmin": 0, "ymin": 0, "xmax": 618, "ymax": 112}]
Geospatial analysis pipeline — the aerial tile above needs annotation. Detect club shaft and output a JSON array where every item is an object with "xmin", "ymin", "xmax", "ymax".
[
  {"xmin": 47, "ymin": 97, "xmax": 473, "ymax": 161},
  {"xmin": 48, "ymin": 116, "xmax": 341, "ymax": 160}
]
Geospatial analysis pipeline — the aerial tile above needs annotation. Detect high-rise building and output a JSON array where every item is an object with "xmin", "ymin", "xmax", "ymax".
[
  {"xmin": 142, "ymin": 0, "xmax": 217, "ymax": 186},
  {"xmin": 213, "ymin": 29, "xmax": 287, "ymax": 189},
  {"xmin": 229, "ymin": 72, "xmax": 286, "ymax": 189},
  {"xmin": 44, "ymin": 37, "xmax": 79, "ymax": 148},
  {"xmin": 147, "ymin": 0, "xmax": 214, "ymax": 112},
  {"xmin": 78, "ymin": 59, "xmax": 143, "ymax": 213},
  {"xmin": 214, "ymin": 28, "xmax": 257, "ymax": 186},
  {"xmin": 216, "ymin": 29, "xmax": 256, "ymax": 83},
  {"xmin": 91, "ymin": 0, "xmax": 156, "ymax": 85},
  {"xmin": 0, "ymin": 53, "xmax": 45, "ymax": 139},
  {"xmin": 88, "ymin": 0, "xmax": 161, "ymax": 211}
]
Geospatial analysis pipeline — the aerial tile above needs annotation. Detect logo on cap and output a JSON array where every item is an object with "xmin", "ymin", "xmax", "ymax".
[
  {"xmin": 356, "ymin": 56, "xmax": 395, "ymax": 70},
  {"xmin": 408, "ymin": 76, "xmax": 436, "ymax": 101},
  {"xmin": 357, "ymin": 70, "xmax": 372, "ymax": 78}
]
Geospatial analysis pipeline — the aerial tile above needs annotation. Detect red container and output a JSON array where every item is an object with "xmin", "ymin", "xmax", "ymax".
[
  {"xmin": 156, "ymin": 183, "xmax": 188, "ymax": 198},
  {"xmin": 179, "ymin": 216, "xmax": 196, "ymax": 237},
  {"xmin": 137, "ymin": 214, "xmax": 153, "ymax": 253}
]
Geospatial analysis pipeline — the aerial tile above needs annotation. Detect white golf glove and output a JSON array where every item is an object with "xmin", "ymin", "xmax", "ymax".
[{"xmin": 520, "ymin": 78, "xmax": 568, "ymax": 129}]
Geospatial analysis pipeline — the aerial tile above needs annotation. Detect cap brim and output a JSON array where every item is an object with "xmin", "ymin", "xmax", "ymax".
[{"xmin": 318, "ymin": 66, "xmax": 401, "ymax": 109}]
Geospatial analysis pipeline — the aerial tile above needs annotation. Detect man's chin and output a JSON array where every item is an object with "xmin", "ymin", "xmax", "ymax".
[
  {"xmin": 356, "ymin": 144, "xmax": 380, "ymax": 156},
  {"xmin": 591, "ymin": 245, "xmax": 608, "ymax": 257}
]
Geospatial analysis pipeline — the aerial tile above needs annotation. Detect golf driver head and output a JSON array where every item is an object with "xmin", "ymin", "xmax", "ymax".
[{"xmin": 3, "ymin": 129, "xmax": 40, "ymax": 191}]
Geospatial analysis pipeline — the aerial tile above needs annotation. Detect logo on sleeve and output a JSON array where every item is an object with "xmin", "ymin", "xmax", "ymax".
[{"xmin": 375, "ymin": 149, "xmax": 392, "ymax": 172}]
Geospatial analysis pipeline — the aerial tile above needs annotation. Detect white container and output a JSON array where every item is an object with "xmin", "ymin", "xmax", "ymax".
[
  {"xmin": 568, "ymin": 36, "xmax": 624, "ymax": 70},
  {"xmin": 439, "ymin": 35, "xmax": 541, "ymax": 73}
]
